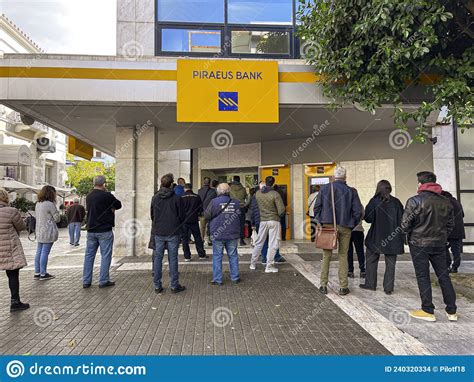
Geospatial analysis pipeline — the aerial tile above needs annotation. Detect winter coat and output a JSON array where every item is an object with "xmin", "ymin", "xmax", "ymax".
[
  {"xmin": 229, "ymin": 182, "xmax": 247, "ymax": 207},
  {"xmin": 364, "ymin": 196, "xmax": 405, "ymax": 255},
  {"xmin": 204, "ymin": 194, "xmax": 241, "ymax": 241},
  {"xmin": 402, "ymin": 183, "xmax": 454, "ymax": 247},
  {"xmin": 151, "ymin": 187, "xmax": 185, "ymax": 237},
  {"xmin": 198, "ymin": 185, "xmax": 217, "ymax": 210},
  {"xmin": 181, "ymin": 190, "xmax": 203, "ymax": 224},
  {"xmin": 35, "ymin": 201, "xmax": 60, "ymax": 243},
  {"xmin": 443, "ymin": 192, "xmax": 465, "ymax": 240},
  {"xmin": 255, "ymin": 187, "xmax": 285, "ymax": 222},
  {"xmin": 314, "ymin": 181, "xmax": 363, "ymax": 229},
  {"xmin": 0, "ymin": 202, "xmax": 27, "ymax": 270}
]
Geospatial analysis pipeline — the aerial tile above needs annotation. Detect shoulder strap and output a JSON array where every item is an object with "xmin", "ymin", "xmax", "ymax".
[{"xmin": 330, "ymin": 182, "xmax": 336, "ymax": 230}]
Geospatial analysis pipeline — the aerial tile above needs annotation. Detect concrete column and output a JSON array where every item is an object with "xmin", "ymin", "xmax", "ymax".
[
  {"xmin": 114, "ymin": 124, "xmax": 157, "ymax": 258},
  {"xmin": 432, "ymin": 123, "xmax": 456, "ymax": 195},
  {"xmin": 291, "ymin": 164, "xmax": 305, "ymax": 240}
]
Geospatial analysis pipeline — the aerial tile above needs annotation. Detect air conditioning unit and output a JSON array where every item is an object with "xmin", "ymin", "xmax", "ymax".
[{"xmin": 36, "ymin": 137, "xmax": 56, "ymax": 153}]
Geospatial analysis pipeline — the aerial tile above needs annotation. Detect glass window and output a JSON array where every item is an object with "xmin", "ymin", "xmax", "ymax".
[
  {"xmin": 459, "ymin": 160, "xmax": 474, "ymax": 189},
  {"xmin": 465, "ymin": 226, "xmax": 474, "ymax": 242},
  {"xmin": 459, "ymin": 193, "xmax": 474, "ymax": 223},
  {"xmin": 162, "ymin": 29, "xmax": 221, "ymax": 53},
  {"xmin": 457, "ymin": 128, "xmax": 474, "ymax": 157},
  {"xmin": 158, "ymin": 0, "xmax": 224, "ymax": 23},
  {"xmin": 228, "ymin": 0, "xmax": 293, "ymax": 24},
  {"xmin": 231, "ymin": 30, "xmax": 290, "ymax": 54}
]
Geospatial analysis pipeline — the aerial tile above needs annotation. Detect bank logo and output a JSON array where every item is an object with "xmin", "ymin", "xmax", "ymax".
[{"xmin": 218, "ymin": 92, "xmax": 238, "ymax": 111}]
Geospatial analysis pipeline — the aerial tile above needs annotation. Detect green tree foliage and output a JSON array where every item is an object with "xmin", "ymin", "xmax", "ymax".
[
  {"xmin": 298, "ymin": 0, "xmax": 473, "ymax": 142},
  {"xmin": 66, "ymin": 155, "xmax": 115, "ymax": 195}
]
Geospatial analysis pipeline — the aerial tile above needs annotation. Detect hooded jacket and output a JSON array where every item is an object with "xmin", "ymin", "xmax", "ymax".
[
  {"xmin": 442, "ymin": 191, "xmax": 465, "ymax": 240},
  {"xmin": 401, "ymin": 183, "xmax": 454, "ymax": 247},
  {"xmin": 230, "ymin": 181, "xmax": 247, "ymax": 207},
  {"xmin": 151, "ymin": 187, "xmax": 185, "ymax": 236},
  {"xmin": 255, "ymin": 187, "xmax": 285, "ymax": 222}
]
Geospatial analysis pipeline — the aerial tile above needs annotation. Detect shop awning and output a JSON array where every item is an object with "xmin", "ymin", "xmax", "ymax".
[
  {"xmin": 0, "ymin": 144, "xmax": 32, "ymax": 166},
  {"xmin": 0, "ymin": 177, "xmax": 39, "ymax": 193}
]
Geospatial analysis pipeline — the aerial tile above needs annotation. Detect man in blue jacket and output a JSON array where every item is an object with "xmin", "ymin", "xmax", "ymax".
[
  {"xmin": 151, "ymin": 173, "xmax": 186, "ymax": 294},
  {"xmin": 314, "ymin": 166, "xmax": 362, "ymax": 296},
  {"xmin": 204, "ymin": 183, "xmax": 241, "ymax": 285}
]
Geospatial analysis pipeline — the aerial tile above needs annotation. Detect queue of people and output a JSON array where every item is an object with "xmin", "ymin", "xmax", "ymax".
[{"xmin": 0, "ymin": 166, "xmax": 465, "ymax": 324}]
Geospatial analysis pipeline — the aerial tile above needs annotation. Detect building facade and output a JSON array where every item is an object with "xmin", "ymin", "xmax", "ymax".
[
  {"xmin": 0, "ymin": 14, "xmax": 67, "ymax": 191},
  {"xmin": 0, "ymin": 1, "xmax": 470, "ymax": 257}
]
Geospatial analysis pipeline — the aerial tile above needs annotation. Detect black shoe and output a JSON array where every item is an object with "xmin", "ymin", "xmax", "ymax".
[
  {"xmin": 275, "ymin": 257, "xmax": 286, "ymax": 263},
  {"xmin": 171, "ymin": 285, "xmax": 186, "ymax": 293},
  {"xmin": 239, "ymin": 239, "xmax": 247, "ymax": 246},
  {"xmin": 210, "ymin": 281, "xmax": 223, "ymax": 286},
  {"xmin": 449, "ymin": 268, "xmax": 458, "ymax": 274},
  {"xmin": 155, "ymin": 287, "xmax": 164, "ymax": 294},
  {"xmin": 34, "ymin": 274, "xmax": 40, "ymax": 280},
  {"xmin": 99, "ymin": 281, "xmax": 115, "ymax": 288},
  {"xmin": 384, "ymin": 290, "xmax": 393, "ymax": 295},
  {"xmin": 347, "ymin": 272, "xmax": 355, "ymax": 278},
  {"xmin": 319, "ymin": 286, "xmax": 328, "ymax": 294},
  {"xmin": 199, "ymin": 255, "xmax": 209, "ymax": 260},
  {"xmin": 10, "ymin": 300, "xmax": 30, "ymax": 312},
  {"xmin": 338, "ymin": 288, "xmax": 350, "ymax": 296},
  {"xmin": 360, "ymin": 272, "xmax": 366, "ymax": 278},
  {"xmin": 39, "ymin": 273, "xmax": 55, "ymax": 281},
  {"xmin": 83, "ymin": 284, "xmax": 91, "ymax": 289},
  {"xmin": 232, "ymin": 278, "xmax": 241, "ymax": 284},
  {"xmin": 74, "ymin": 243, "xmax": 80, "ymax": 247},
  {"xmin": 359, "ymin": 284, "xmax": 376, "ymax": 291},
  {"xmin": 207, "ymin": 242, "xmax": 212, "ymax": 247}
]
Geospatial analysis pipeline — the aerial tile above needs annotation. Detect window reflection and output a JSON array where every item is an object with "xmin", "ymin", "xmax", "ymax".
[
  {"xmin": 228, "ymin": 0, "xmax": 293, "ymax": 24},
  {"xmin": 231, "ymin": 30, "xmax": 290, "ymax": 54},
  {"xmin": 162, "ymin": 29, "xmax": 221, "ymax": 53},
  {"xmin": 158, "ymin": 0, "xmax": 224, "ymax": 23}
]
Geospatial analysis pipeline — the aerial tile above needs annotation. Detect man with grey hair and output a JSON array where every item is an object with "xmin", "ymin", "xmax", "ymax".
[
  {"xmin": 66, "ymin": 197, "xmax": 86, "ymax": 246},
  {"xmin": 83, "ymin": 175, "xmax": 122, "ymax": 289},
  {"xmin": 314, "ymin": 165, "xmax": 362, "ymax": 296},
  {"xmin": 204, "ymin": 183, "xmax": 241, "ymax": 285}
]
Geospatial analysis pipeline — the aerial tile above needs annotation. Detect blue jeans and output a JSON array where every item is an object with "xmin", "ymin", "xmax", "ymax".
[
  {"xmin": 68, "ymin": 222, "xmax": 82, "ymax": 245},
  {"xmin": 35, "ymin": 242, "xmax": 54, "ymax": 276},
  {"xmin": 212, "ymin": 239, "xmax": 240, "ymax": 283},
  {"xmin": 83, "ymin": 231, "xmax": 114, "ymax": 285},
  {"xmin": 256, "ymin": 224, "xmax": 282, "ymax": 263},
  {"xmin": 153, "ymin": 235, "xmax": 180, "ymax": 289}
]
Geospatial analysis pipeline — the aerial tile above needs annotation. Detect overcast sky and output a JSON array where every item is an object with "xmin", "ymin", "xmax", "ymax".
[{"xmin": 0, "ymin": 0, "xmax": 116, "ymax": 55}]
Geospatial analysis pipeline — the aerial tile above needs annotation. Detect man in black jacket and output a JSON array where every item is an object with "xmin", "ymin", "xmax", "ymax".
[
  {"xmin": 198, "ymin": 177, "xmax": 217, "ymax": 246},
  {"xmin": 441, "ymin": 191, "xmax": 465, "ymax": 273},
  {"xmin": 83, "ymin": 175, "xmax": 122, "ymax": 289},
  {"xmin": 181, "ymin": 184, "xmax": 208, "ymax": 261},
  {"xmin": 402, "ymin": 171, "xmax": 457, "ymax": 322},
  {"xmin": 151, "ymin": 173, "xmax": 186, "ymax": 294}
]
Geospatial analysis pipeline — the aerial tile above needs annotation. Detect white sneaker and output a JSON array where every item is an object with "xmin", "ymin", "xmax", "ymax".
[
  {"xmin": 249, "ymin": 264, "xmax": 256, "ymax": 270},
  {"xmin": 265, "ymin": 266, "xmax": 278, "ymax": 273},
  {"xmin": 184, "ymin": 259, "xmax": 191, "ymax": 262},
  {"xmin": 446, "ymin": 312, "xmax": 458, "ymax": 322}
]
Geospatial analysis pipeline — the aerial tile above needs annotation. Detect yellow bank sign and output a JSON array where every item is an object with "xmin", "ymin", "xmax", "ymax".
[{"xmin": 177, "ymin": 59, "xmax": 279, "ymax": 123}]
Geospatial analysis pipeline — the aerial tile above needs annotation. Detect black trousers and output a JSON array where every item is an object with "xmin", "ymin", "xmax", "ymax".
[
  {"xmin": 182, "ymin": 222, "xmax": 206, "ymax": 259},
  {"xmin": 410, "ymin": 245, "xmax": 457, "ymax": 314},
  {"xmin": 364, "ymin": 249, "xmax": 397, "ymax": 292},
  {"xmin": 446, "ymin": 239, "xmax": 462, "ymax": 270},
  {"xmin": 280, "ymin": 215, "xmax": 286, "ymax": 241},
  {"xmin": 6, "ymin": 269, "xmax": 20, "ymax": 301},
  {"xmin": 348, "ymin": 231, "xmax": 365, "ymax": 273},
  {"xmin": 239, "ymin": 208, "xmax": 246, "ymax": 239}
]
